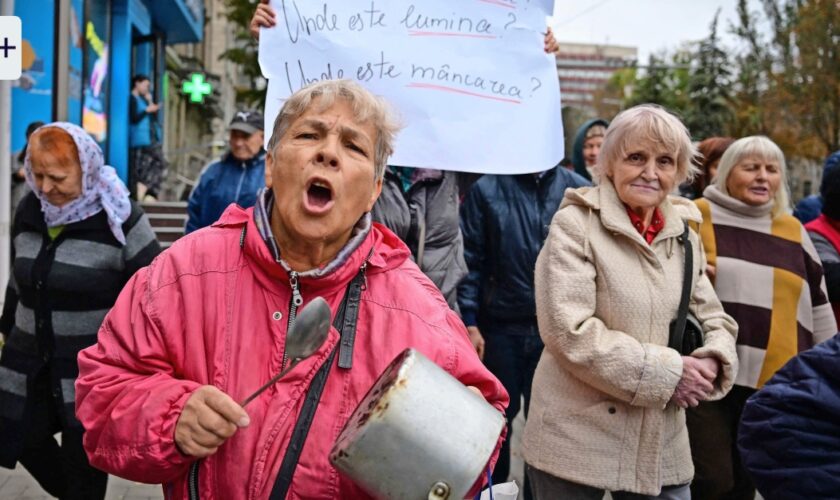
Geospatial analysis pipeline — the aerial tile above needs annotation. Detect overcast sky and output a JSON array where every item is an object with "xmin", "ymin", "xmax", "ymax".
[{"xmin": 549, "ymin": 0, "xmax": 765, "ymax": 62}]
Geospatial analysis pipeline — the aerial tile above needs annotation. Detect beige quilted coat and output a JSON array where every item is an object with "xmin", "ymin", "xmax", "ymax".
[{"xmin": 522, "ymin": 182, "xmax": 738, "ymax": 495}]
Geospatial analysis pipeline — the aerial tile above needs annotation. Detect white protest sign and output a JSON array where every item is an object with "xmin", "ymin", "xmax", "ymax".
[{"xmin": 259, "ymin": 0, "xmax": 561, "ymax": 174}]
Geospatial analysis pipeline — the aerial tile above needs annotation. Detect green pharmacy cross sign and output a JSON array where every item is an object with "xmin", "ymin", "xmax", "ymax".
[{"xmin": 182, "ymin": 73, "xmax": 212, "ymax": 103}]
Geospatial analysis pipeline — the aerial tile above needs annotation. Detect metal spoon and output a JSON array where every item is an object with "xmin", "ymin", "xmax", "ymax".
[{"xmin": 240, "ymin": 297, "xmax": 332, "ymax": 407}]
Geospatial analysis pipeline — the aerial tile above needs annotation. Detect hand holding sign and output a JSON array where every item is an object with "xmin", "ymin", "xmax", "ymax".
[
  {"xmin": 251, "ymin": 0, "xmax": 276, "ymax": 39},
  {"xmin": 258, "ymin": 0, "xmax": 562, "ymax": 175}
]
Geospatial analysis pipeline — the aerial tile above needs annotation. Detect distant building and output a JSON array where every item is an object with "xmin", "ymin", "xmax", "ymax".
[{"xmin": 555, "ymin": 42, "xmax": 637, "ymax": 113}]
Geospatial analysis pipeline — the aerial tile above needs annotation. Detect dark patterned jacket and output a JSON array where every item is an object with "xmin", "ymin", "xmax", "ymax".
[
  {"xmin": 0, "ymin": 192, "xmax": 160, "ymax": 467},
  {"xmin": 739, "ymin": 332, "xmax": 840, "ymax": 500}
]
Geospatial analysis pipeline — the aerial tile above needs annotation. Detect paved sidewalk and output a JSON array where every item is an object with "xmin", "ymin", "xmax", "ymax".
[{"xmin": 0, "ymin": 463, "xmax": 163, "ymax": 500}]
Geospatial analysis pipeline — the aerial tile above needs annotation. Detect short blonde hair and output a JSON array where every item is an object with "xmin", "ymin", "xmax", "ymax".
[
  {"xmin": 597, "ymin": 104, "xmax": 699, "ymax": 184},
  {"xmin": 712, "ymin": 135, "xmax": 790, "ymax": 217},
  {"xmin": 267, "ymin": 80, "xmax": 402, "ymax": 180}
]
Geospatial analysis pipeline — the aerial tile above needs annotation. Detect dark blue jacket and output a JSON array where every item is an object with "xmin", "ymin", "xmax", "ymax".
[
  {"xmin": 738, "ymin": 332, "xmax": 840, "ymax": 500},
  {"xmin": 793, "ymin": 151, "xmax": 840, "ymax": 224},
  {"xmin": 793, "ymin": 194, "xmax": 823, "ymax": 224},
  {"xmin": 458, "ymin": 167, "xmax": 589, "ymax": 334},
  {"xmin": 186, "ymin": 151, "xmax": 266, "ymax": 233}
]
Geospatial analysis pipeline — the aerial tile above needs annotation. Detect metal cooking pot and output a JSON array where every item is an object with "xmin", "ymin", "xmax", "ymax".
[{"xmin": 329, "ymin": 348, "xmax": 505, "ymax": 500}]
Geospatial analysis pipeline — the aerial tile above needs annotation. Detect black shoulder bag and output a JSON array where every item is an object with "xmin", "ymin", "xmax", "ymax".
[
  {"xmin": 668, "ymin": 223, "xmax": 705, "ymax": 355},
  {"xmin": 268, "ymin": 267, "xmax": 366, "ymax": 500}
]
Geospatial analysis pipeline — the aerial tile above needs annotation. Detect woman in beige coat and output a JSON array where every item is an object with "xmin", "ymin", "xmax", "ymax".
[{"xmin": 522, "ymin": 105, "xmax": 738, "ymax": 499}]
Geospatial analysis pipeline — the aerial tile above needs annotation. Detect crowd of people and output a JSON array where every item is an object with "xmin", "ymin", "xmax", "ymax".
[{"xmin": 1, "ymin": 3, "xmax": 839, "ymax": 500}]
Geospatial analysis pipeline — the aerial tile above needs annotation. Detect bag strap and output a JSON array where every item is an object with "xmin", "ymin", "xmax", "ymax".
[
  {"xmin": 338, "ymin": 261, "xmax": 366, "ymax": 369},
  {"xmin": 672, "ymin": 222, "xmax": 693, "ymax": 349},
  {"xmin": 269, "ymin": 267, "xmax": 366, "ymax": 500}
]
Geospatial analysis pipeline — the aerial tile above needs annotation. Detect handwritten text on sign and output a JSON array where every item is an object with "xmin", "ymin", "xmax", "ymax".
[{"xmin": 259, "ymin": 0, "xmax": 561, "ymax": 174}]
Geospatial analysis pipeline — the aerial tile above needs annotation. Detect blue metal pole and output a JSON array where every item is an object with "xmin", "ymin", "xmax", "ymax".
[{"xmin": 108, "ymin": 0, "xmax": 129, "ymax": 182}]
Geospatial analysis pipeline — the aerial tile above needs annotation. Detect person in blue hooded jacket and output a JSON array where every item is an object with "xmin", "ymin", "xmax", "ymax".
[
  {"xmin": 571, "ymin": 118, "xmax": 609, "ymax": 182},
  {"xmin": 186, "ymin": 110, "xmax": 266, "ymax": 233},
  {"xmin": 738, "ymin": 331, "xmax": 840, "ymax": 500}
]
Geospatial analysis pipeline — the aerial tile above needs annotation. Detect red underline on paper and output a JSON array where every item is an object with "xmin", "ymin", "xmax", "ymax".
[
  {"xmin": 405, "ymin": 83, "xmax": 521, "ymax": 104},
  {"xmin": 478, "ymin": 0, "xmax": 516, "ymax": 8},
  {"xmin": 408, "ymin": 31, "xmax": 498, "ymax": 39}
]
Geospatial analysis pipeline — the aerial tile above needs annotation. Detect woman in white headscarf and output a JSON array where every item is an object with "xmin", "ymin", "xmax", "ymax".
[{"xmin": 0, "ymin": 122, "xmax": 161, "ymax": 499}]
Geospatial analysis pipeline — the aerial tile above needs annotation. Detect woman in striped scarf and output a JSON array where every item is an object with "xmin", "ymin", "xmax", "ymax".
[{"xmin": 687, "ymin": 135, "xmax": 837, "ymax": 500}]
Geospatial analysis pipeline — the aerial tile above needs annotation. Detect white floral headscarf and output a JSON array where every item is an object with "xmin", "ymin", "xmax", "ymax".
[{"xmin": 24, "ymin": 122, "xmax": 132, "ymax": 245}]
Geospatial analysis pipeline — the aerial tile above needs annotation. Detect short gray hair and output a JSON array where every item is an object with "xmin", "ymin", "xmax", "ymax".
[
  {"xmin": 597, "ymin": 104, "xmax": 700, "ymax": 184},
  {"xmin": 266, "ymin": 80, "xmax": 402, "ymax": 180},
  {"xmin": 712, "ymin": 135, "xmax": 790, "ymax": 217}
]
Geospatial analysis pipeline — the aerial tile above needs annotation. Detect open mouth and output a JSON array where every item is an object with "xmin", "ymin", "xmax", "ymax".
[
  {"xmin": 749, "ymin": 186, "xmax": 769, "ymax": 196},
  {"xmin": 304, "ymin": 178, "xmax": 335, "ymax": 213}
]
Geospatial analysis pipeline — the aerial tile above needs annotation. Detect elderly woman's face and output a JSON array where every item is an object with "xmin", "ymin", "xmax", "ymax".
[
  {"xmin": 29, "ymin": 143, "xmax": 83, "ymax": 207},
  {"xmin": 725, "ymin": 156, "xmax": 781, "ymax": 206},
  {"xmin": 265, "ymin": 98, "xmax": 382, "ymax": 247},
  {"xmin": 609, "ymin": 141, "xmax": 678, "ymax": 211}
]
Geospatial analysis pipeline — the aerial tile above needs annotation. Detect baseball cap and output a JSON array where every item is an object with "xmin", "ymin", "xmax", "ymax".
[{"xmin": 229, "ymin": 110, "xmax": 264, "ymax": 135}]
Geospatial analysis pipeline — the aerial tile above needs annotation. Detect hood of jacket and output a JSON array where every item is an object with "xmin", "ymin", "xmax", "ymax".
[
  {"xmin": 561, "ymin": 181, "xmax": 702, "ymax": 247},
  {"xmin": 824, "ymin": 150, "xmax": 840, "ymax": 175},
  {"xmin": 572, "ymin": 118, "xmax": 609, "ymax": 181}
]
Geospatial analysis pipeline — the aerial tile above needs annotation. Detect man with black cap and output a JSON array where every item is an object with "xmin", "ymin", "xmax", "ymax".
[{"xmin": 186, "ymin": 110, "xmax": 266, "ymax": 233}]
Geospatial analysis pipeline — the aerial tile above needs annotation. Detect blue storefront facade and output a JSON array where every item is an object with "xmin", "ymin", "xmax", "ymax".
[{"xmin": 11, "ymin": 0, "xmax": 203, "ymax": 182}]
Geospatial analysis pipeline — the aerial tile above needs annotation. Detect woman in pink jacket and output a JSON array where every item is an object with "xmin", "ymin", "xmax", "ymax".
[{"xmin": 75, "ymin": 80, "xmax": 508, "ymax": 499}]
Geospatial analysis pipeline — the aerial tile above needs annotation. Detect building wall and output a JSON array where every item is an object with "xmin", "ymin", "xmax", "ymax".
[{"xmin": 556, "ymin": 42, "xmax": 637, "ymax": 112}]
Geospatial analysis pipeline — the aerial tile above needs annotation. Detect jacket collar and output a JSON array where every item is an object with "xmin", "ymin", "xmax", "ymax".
[
  {"xmin": 212, "ymin": 205, "xmax": 410, "ymax": 299},
  {"xmin": 223, "ymin": 149, "xmax": 266, "ymax": 168},
  {"xmin": 561, "ymin": 180, "xmax": 701, "ymax": 247},
  {"xmin": 252, "ymin": 188, "xmax": 373, "ymax": 279}
]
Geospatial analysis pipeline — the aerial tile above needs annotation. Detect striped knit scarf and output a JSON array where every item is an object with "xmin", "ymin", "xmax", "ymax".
[{"xmin": 695, "ymin": 186, "xmax": 837, "ymax": 388}]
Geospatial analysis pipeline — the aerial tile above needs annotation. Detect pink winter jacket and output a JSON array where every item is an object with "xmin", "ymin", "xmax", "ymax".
[{"xmin": 75, "ymin": 206, "xmax": 508, "ymax": 499}]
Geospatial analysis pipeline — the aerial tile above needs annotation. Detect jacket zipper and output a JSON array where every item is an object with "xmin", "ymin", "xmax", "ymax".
[
  {"xmin": 186, "ymin": 272, "xmax": 303, "ymax": 500},
  {"xmin": 188, "ymin": 462, "xmax": 199, "ymax": 500},
  {"xmin": 282, "ymin": 271, "xmax": 304, "ymax": 370},
  {"xmin": 233, "ymin": 162, "xmax": 247, "ymax": 203}
]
